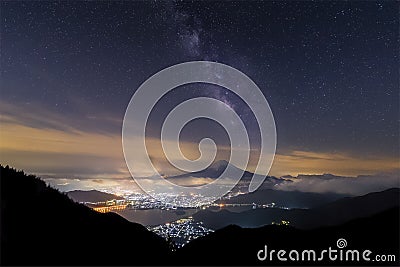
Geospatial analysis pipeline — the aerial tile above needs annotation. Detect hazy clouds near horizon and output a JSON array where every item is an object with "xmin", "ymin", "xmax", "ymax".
[
  {"xmin": 44, "ymin": 171, "xmax": 400, "ymax": 197},
  {"xmin": 276, "ymin": 172, "xmax": 400, "ymax": 195}
]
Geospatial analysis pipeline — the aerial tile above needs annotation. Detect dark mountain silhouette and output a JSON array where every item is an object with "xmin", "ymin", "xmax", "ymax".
[
  {"xmin": 194, "ymin": 188, "xmax": 400, "ymax": 229},
  {"xmin": 0, "ymin": 165, "xmax": 170, "ymax": 265},
  {"xmin": 168, "ymin": 160, "xmax": 283, "ymax": 187},
  {"xmin": 67, "ymin": 189, "xmax": 123, "ymax": 203},
  {"xmin": 1, "ymin": 164, "xmax": 399, "ymax": 266},
  {"xmin": 170, "ymin": 160, "xmax": 252, "ymax": 179},
  {"xmin": 216, "ymin": 188, "xmax": 348, "ymax": 208},
  {"xmin": 177, "ymin": 207, "xmax": 400, "ymax": 265}
]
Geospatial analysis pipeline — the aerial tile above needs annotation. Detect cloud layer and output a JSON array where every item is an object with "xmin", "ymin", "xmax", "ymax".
[
  {"xmin": 276, "ymin": 172, "xmax": 400, "ymax": 195},
  {"xmin": 1, "ymin": 100, "xmax": 398, "ymax": 196}
]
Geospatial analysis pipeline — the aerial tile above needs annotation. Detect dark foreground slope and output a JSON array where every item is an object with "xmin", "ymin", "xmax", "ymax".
[
  {"xmin": 194, "ymin": 188, "xmax": 400, "ymax": 229},
  {"xmin": 2, "ymin": 165, "xmax": 399, "ymax": 266},
  {"xmin": 177, "ymin": 207, "xmax": 400, "ymax": 265},
  {"xmin": 0, "ymin": 165, "xmax": 170, "ymax": 265}
]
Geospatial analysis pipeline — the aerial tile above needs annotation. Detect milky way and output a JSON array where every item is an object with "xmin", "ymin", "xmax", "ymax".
[{"xmin": 1, "ymin": 1, "xmax": 398, "ymax": 182}]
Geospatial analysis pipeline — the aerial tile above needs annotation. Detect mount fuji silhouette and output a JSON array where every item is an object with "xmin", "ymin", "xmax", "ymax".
[{"xmin": 168, "ymin": 160, "xmax": 282, "ymax": 185}]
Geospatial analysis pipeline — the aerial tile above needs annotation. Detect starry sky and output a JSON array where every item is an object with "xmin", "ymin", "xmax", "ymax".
[{"xmin": 0, "ymin": 1, "xmax": 399, "ymax": 191}]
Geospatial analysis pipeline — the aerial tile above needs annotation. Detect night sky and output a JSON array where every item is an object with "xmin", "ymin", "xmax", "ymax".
[{"xmin": 1, "ymin": 1, "xmax": 399, "ymax": 191}]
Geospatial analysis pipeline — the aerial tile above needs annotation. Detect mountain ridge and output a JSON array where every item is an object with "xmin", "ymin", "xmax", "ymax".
[
  {"xmin": 0, "ymin": 165, "xmax": 170, "ymax": 265},
  {"xmin": 167, "ymin": 160, "xmax": 284, "ymax": 189},
  {"xmin": 2, "ymin": 164, "xmax": 399, "ymax": 266},
  {"xmin": 67, "ymin": 189, "xmax": 124, "ymax": 203},
  {"xmin": 177, "ymin": 207, "xmax": 400, "ymax": 265},
  {"xmin": 194, "ymin": 187, "xmax": 400, "ymax": 230}
]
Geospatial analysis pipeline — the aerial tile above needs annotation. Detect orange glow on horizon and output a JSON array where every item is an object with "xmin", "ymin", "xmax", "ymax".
[{"xmin": 0, "ymin": 116, "xmax": 398, "ymax": 179}]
